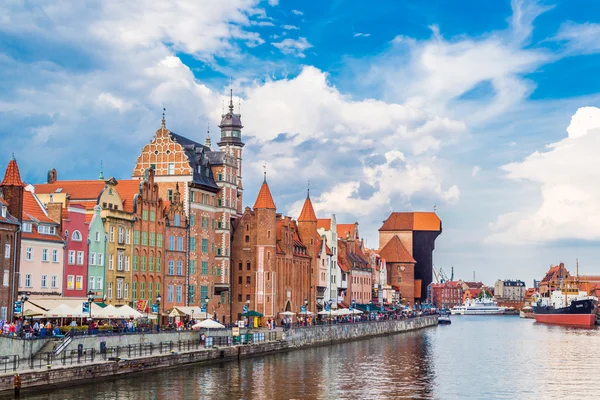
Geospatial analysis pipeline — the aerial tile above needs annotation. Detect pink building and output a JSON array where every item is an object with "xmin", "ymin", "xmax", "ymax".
[
  {"xmin": 62, "ymin": 204, "xmax": 89, "ymax": 297},
  {"xmin": 20, "ymin": 187, "xmax": 64, "ymax": 297}
]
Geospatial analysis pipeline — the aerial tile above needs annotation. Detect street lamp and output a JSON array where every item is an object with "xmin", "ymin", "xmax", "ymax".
[
  {"xmin": 20, "ymin": 293, "xmax": 29, "ymax": 335},
  {"xmin": 87, "ymin": 290, "xmax": 94, "ymax": 320},
  {"xmin": 304, "ymin": 299, "xmax": 308, "ymax": 325},
  {"xmin": 191, "ymin": 309, "xmax": 195, "ymax": 326},
  {"xmin": 204, "ymin": 296, "xmax": 209, "ymax": 319},
  {"xmin": 156, "ymin": 294, "xmax": 161, "ymax": 331}
]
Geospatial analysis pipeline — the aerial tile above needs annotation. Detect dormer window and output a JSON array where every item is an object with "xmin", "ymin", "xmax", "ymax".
[
  {"xmin": 22, "ymin": 222, "xmax": 32, "ymax": 232},
  {"xmin": 1, "ymin": 206, "xmax": 6, "ymax": 218},
  {"xmin": 38, "ymin": 225, "xmax": 56, "ymax": 235}
]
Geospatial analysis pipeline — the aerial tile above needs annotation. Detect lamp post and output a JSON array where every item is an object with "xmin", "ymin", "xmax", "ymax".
[
  {"xmin": 204, "ymin": 296, "xmax": 209, "ymax": 319},
  {"xmin": 20, "ymin": 293, "xmax": 29, "ymax": 335},
  {"xmin": 87, "ymin": 290, "xmax": 94, "ymax": 320},
  {"xmin": 304, "ymin": 299, "xmax": 308, "ymax": 326},
  {"xmin": 156, "ymin": 294, "xmax": 161, "ymax": 331},
  {"xmin": 191, "ymin": 309, "xmax": 195, "ymax": 327}
]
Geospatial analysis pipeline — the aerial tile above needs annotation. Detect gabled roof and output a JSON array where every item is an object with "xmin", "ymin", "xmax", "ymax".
[
  {"xmin": 115, "ymin": 180, "xmax": 143, "ymax": 213},
  {"xmin": 379, "ymin": 212, "xmax": 441, "ymax": 232},
  {"xmin": 317, "ymin": 218, "xmax": 331, "ymax": 230},
  {"xmin": 254, "ymin": 181, "xmax": 276, "ymax": 209},
  {"xmin": 169, "ymin": 131, "xmax": 220, "ymax": 191},
  {"xmin": 34, "ymin": 180, "xmax": 106, "ymax": 201},
  {"xmin": 298, "ymin": 194, "xmax": 317, "ymax": 222},
  {"xmin": 1, "ymin": 156, "xmax": 25, "ymax": 186},
  {"xmin": 22, "ymin": 190, "xmax": 63, "ymax": 242},
  {"xmin": 378, "ymin": 235, "xmax": 415, "ymax": 263},
  {"xmin": 337, "ymin": 223, "xmax": 356, "ymax": 240}
]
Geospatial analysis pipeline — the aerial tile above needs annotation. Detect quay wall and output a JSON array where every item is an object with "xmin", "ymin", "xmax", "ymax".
[
  {"xmin": 0, "ymin": 316, "xmax": 437, "ymax": 394},
  {"xmin": 0, "ymin": 337, "xmax": 50, "ymax": 359}
]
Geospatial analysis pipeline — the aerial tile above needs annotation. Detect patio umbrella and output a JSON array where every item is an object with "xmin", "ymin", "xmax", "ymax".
[
  {"xmin": 116, "ymin": 305, "xmax": 143, "ymax": 319},
  {"xmin": 350, "ymin": 309, "xmax": 363, "ymax": 315},
  {"xmin": 279, "ymin": 311, "xmax": 296, "ymax": 316},
  {"xmin": 334, "ymin": 308, "xmax": 351, "ymax": 316},
  {"xmin": 194, "ymin": 319, "xmax": 225, "ymax": 329},
  {"xmin": 317, "ymin": 310, "xmax": 331, "ymax": 315},
  {"xmin": 241, "ymin": 310, "xmax": 264, "ymax": 317}
]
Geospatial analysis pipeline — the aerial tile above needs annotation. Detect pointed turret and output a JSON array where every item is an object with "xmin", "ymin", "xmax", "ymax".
[
  {"xmin": 253, "ymin": 176, "xmax": 276, "ymax": 210},
  {"xmin": 1, "ymin": 154, "xmax": 25, "ymax": 187},
  {"xmin": 0, "ymin": 155, "xmax": 25, "ymax": 222},
  {"xmin": 298, "ymin": 188, "xmax": 317, "ymax": 222}
]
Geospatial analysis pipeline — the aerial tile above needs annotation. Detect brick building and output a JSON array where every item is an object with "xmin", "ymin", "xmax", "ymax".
[
  {"xmin": 0, "ymin": 156, "xmax": 24, "ymax": 321},
  {"xmin": 338, "ymin": 238, "xmax": 372, "ymax": 306},
  {"xmin": 230, "ymin": 178, "xmax": 312, "ymax": 324},
  {"xmin": 430, "ymin": 281, "xmax": 463, "ymax": 309},
  {"xmin": 164, "ymin": 184, "xmax": 188, "ymax": 314},
  {"xmin": 378, "ymin": 212, "xmax": 442, "ymax": 304},
  {"xmin": 378, "ymin": 235, "xmax": 416, "ymax": 306}
]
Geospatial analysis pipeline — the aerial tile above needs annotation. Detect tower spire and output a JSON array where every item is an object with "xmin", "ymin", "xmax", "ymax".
[
  {"xmin": 229, "ymin": 77, "xmax": 234, "ymax": 113},
  {"xmin": 307, "ymin": 180, "xmax": 310, "ymax": 199},
  {"xmin": 205, "ymin": 123, "xmax": 211, "ymax": 148},
  {"xmin": 99, "ymin": 160, "xmax": 104, "ymax": 180},
  {"xmin": 263, "ymin": 163, "xmax": 267, "ymax": 183},
  {"xmin": 161, "ymin": 107, "xmax": 166, "ymax": 128}
]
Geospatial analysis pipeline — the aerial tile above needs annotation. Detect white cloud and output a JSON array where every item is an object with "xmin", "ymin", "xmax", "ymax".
[
  {"xmin": 472, "ymin": 166, "xmax": 481, "ymax": 177},
  {"xmin": 292, "ymin": 10, "xmax": 303, "ymax": 16},
  {"xmin": 268, "ymin": 0, "xmax": 279, "ymax": 6},
  {"xmin": 353, "ymin": 33, "xmax": 371, "ymax": 38},
  {"xmin": 252, "ymin": 21, "xmax": 275, "ymax": 27},
  {"xmin": 271, "ymin": 37, "xmax": 312, "ymax": 57},
  {"xmin": 487, "ymin": 107, "xmax": 600, "ymax": 244},
  {"xmin": 282, "ymin": 25, "xmax": 299, "ymax": 30},
  {"xmin": 553, "ymin": 22, "xmax": 600, "ymax": 55}
]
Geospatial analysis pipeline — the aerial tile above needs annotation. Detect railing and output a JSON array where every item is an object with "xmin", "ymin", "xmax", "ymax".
[{"xmin": 0, "ymin": 355, "xmax": 19, "ymax": 372}]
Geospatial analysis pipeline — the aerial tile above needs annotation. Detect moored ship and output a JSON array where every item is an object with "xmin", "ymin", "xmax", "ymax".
[
  {"xmin": 450, "ymin": 297, "xmax": 506, "ymax": 315},
  {"xmin": 532, "ymin": 280, "xmax": 597, "ymax": 327}
]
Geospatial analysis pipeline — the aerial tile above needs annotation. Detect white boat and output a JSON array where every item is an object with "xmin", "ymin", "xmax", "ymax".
[
  {"xmin": 450, "ymin": 297, "xmax": 506, "ymax": 315},
  {"xmin": 519, "ymin": 306, "xmax": 534, "ymax": 319}
]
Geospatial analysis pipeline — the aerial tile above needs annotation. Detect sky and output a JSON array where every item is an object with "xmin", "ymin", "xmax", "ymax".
[{"xmin": 2, "ymin": 0, "xmax": 600, "ymax": 286}]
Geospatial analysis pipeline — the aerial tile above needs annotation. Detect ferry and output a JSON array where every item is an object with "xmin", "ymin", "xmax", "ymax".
[{"xmin": 450, "ymin": 297, "xmax": 507, "ymax": 315}]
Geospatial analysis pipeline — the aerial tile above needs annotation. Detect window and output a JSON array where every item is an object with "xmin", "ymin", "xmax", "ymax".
[
  {"xmin": 176, "ymin": 261, "xmax": 183, "ymax": 276},
  {"xmin": 245, "ymin": 235, "xmax": 249, "ymax": 243},
  {"xmin": 142, "ymin": 210, "xmax": 148, "ymax": 221},
  {"xmin": 150, "ymin": 211, "xmax": 155, "ymax": 222},
  {"xmin": 97, "ymin": 277, "xmax": 102, "ymax": 291},
  {"xmin": 238, "ymin": 262, "xmax": 242, "ymax": 271},
  {"xmin": 4, "ymin": 244, "xmax": 9, "ymax": 259},
  {"xmin": 168, "ymin": 261, "xmax": 174, "ymax": 275},
  {"xmin": 157, "ymin": 234, "xmax": 163, "ymax": 248},
  {"xmin": 108, "ymin": 282, "xmax": 113, "ymax": 299},
  {"xmin": 168, "ymin": 163, "xmax": 175, "ymax": 175},
  {"xmin": 52, "ymin": 249, "xmax": 58, "ymax": 263},
  {"xmin": 246, "ymin": 276, "xmax": 251, "ymax": 284},
  {"xmin": 150, "ymin": 232, "xmax": 155, "ymax": 247},
  {"xmin": 77, "ymin": 251, "xmax": 84, "ymax": 265},
  {"xmin": 42, "ymin": 248, "xmax": 48, "ymax": 262},
  {"xmin": 38, "ymin": 225, "xmax": 56, "ymax": 235},
  {"xmin": 124, "ymin": 283, "xmax": 129, "ymax": 299},
  {"xmin": 176, "ymin": 286, "xmax": 182, "ymax": 303},
  {"xmin": 118, "ymin": 227, "xmax": 125, "ymax": 243},
  {"xmin": 98, "ymin": 253, "xmax": 104, "ymax": 266},
  {"xmin": 190, "ymin": 238, "xmax": 195, "ymax": 251},
  {"xmin": 109, "ymin": 227, "xmax": 114, "ymax": 242},
  {"xmin": 76, "ymin": 276, "xmax": 83, "ymax": 290},
  {"xmin": 140, "ymin": 282, "xmax": 145, "ymax": 299},
  {"xmin": 95, "ymin": 231, "xmax": 100, "ymax": 242},
  {"xmin": 174, "ymin": 215, "xmax": 180, "ymax": 227},
  {"xmin": 117, "ymin": 252, "xmax": 124, "ymax": 271},
  {"xmin": 218, "ymin": 173, "xmax": 222, "ymax": 181},
  {"xmin": 247, "ymin": 262, "xmax": 251, "ymax": 271},
  {"xmin": 133, "ymin": 255, "xmax": 138, "ymax": 271},
  {"xmin": 167, "ymin": 285, "xmax": 174, "ymax": 303},
  {"xmin": 26, "ymin": 247, "xmax": 33, "ymax": 261},
  {"xmin": 190, "ymin": 215, "xmax": 195, "ymax": 226},
  {"xmin": 125, "ymin": 255, "xmax": 130, "ymax": 271},
  {"xmin": 142, "ymin": 232, "xmax": 148, "ymax": 246},
  {"xmin": 108, "ymin": 253, "xmax": 114, "ymax": 270},
  {"xmin": 126, "ymin": 229, "xmax": 131, "ymax": 244},
  {"xmin": 200, "ymin": 285, "xmax": 208, "ymax": 302},
  {"xmin": 41, "ymin": 275, "xmax": 47, "ymax": 288},
  {"xmin": 177, "ymin": 237, "xmax": 183, "ymax": 251},
  {"xmin": 89, "ymin": 276, "xmax": 95, "ymax": 290},
  {"xmin": 189, "ymin": 284, "xmax": 195, "ymax": 303},
  {"xmin": 221, "ymin": 291, "xmax": 228, "ymax": 305},
  {"xmin": 147, "ymin": 282, "xmax": 152, "ymax": 301},
  {"xmin": 141, "ymin": 256, "xmax": 146, "ymax": 271},
  {"xmin": 133, "ymin": 282, "xmax": 137, "ymax": 300},
  {"xmin": 189, "ymin": 260, "xmax": 196, "ymax": 275},
  {"xmin": 134, "ymin": 231, "xmax": 140, "ymax": 245},
  {"xmin": 51, "ymin": 275, "xmax": 58, "ymax": 289},
  {"xmin": 0, "ymin": 307, "xmax": 5, "ymax": 322},
  {"xmin": 168, "ymin": 190, "xmax": 173, "ymax": 202},
  {"xmin": 67, "ymin": 275, "xmax": 74, "ymax": 290},
  {"xmin": 156, "ymin": 257, "xmax": 161, "ymax": 272},
  {"xmin": 238, "ymin": 276, "xmax": 242, "ymax": 284},
  {"xmin": 116, "ymin": 279, "xmax": 123, "ymax": 299},
  {"xmin": 72, "ymin": 230, "xmax": 82, "ymax": 241},
  {"xmin": 90, "ymin": 252, "xmax": 96, "ymax": 266},
  {"xmin": 3, "ymin": 270, "xmax": 8, "ymax": 287},
  {"xmin": 201, "ymin": 239, "xmax": 208, "ymax": 253},
  {"xmin": 201, "ymin": 261, "xmax": 208, "ymax": 276},
  {"xmin": 149, "ymin": 256, "xmax": 154, "ymax": 271},
  {"xmin": 22, "ymin": 222, "xmax": 32, "ymax": 232}
]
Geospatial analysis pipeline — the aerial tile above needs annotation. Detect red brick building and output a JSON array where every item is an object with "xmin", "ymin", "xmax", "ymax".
[
  {"xmin": 230, "ymin": 178, "xmax": 312, "ymax": 324},
  {"xmin": 338, "ymin": 238, "xmax": 372, "ymax": 305},
  {"xmin": 0, "ymin": 156, "xmax": 24, "ymax": 321},
  {"xmin": 378, "ymin": 235, "xmax": 416, "ymax": 306},
  {"xmin": 430, "ymin": 281, "xmax": 463, "ymax": 309},
  {"xmin": 164, "ymin": 184, "xmax": 188, "ymax": 315}
]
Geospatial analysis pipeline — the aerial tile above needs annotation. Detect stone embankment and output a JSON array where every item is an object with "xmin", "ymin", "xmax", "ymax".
[{"xmin": 0, "ymin": 316, "xmax": 437, "ymax": 394}]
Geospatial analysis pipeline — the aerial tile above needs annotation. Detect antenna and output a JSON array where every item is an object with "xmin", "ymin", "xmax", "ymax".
[{"xmin": 263, "ymin": 163, "xmax": 267, "ymax": 183}]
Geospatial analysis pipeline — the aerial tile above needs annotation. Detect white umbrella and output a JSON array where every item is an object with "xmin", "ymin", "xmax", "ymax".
[
  {"xmin": 96, "ymin": 305, "xmax": 119, "ymax": 318},
  {"xmin": 116, "ymin": 305, "xmax": 143, "ymax": 319},
  {"xmin": 45, "ymin": 304, "xmax": 77, "ymax": 318},
  {"xmin": 279, "ymin": 311, "xmax": 296, "ymax": 316},
  {"xmin": 193, "ymin": 319, "xmax": 225, "ymax": 329},
  {"xmin": 334, "ymin": 308, "xmax": 351, "ymax": 316},
  {"xmin": 317, "ymin": 310, "xmax": 331, "ymax": 315},
  {"xmin": 299, "ymin": 311, "xmax": 314, "ymax": 315},
  {"xmin": 350, "ymin": 309, "xmax": 363, "ymax": 315}
]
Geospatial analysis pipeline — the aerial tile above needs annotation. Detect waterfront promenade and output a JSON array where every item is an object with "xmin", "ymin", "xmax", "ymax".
[{"xmin": 0, "ymin": 316, "xmax": 437, "ymax": 394}]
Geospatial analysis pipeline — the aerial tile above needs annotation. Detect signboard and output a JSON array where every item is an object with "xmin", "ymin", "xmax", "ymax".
[
  {"xmin": 151, "ymin": 303, "xmax": 158, "ymax": 313},
  {"xmin": 232, "ymin": 327, "xmax": 240, "ymax": 337},
  {"xmin": 237, "ymin": 320, "xmax": 245, "ymax": 328},
  {"xmin": 201, "ymin": 304, "xmax": 207, "ymax": 313},
  {"xmin": 82, "ymin": 302, "xmax": 90, "ymax": 314},
  {"xmin": 136, "ymin": 300, "xmax": 148, "ymax": 312},
  {"xmin": 14, "ymin": 301, "xmax": 22, "ymax": 314},
  {"xmin": 300, "ymin": 305, "xmax": 306, "ymax": 313},
  {"xmin": 324, "ymin": 302, "xmax": 331, "ymax": 312},
  {"xmin": 242, "ymin": 304, "xmax": 248, "ymax": 313}
]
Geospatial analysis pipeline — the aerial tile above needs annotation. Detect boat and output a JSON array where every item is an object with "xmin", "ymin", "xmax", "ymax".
[
  {"xmin": 438, "ymin": 315, "xmax": 451, "ymax": 325},
  {"xmin": 519, "ymin": 306, "xmax": 534, "ymax": 319},
  {"xmin": 450, "ymin": 297, "xmax": 506, "ymax": 315},
  {"xmin": 532, "ymin": 281, "xmax": 597, "ymax": 327}
]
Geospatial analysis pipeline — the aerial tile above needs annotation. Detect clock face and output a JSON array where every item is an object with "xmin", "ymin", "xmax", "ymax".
[{"xmin": 400, "ymin": 266, "xmax": 405, "ymax": 272}]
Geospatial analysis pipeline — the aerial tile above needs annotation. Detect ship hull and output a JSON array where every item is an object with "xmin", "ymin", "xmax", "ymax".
[{"xmin": 533, "ymin": 299, "xmax": 597, "ymax": 327}]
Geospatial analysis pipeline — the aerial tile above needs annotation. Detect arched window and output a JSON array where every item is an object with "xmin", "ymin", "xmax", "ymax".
[{"xmin": 72, "ymin": 230, "xmax": 82, "ymax": 241}]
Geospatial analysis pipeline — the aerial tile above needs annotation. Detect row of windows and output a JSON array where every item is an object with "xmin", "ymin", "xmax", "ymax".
[
  {"xmin": 21, "ymin": 274, "xmax": 59, "ymax": 289},
  {"xmin": 67, "ymin": 250, "xmax": 85, "ymax": 265},
  {"xmin": 25, "ymin": 247, "xmax": 60, "ymax": 263},
  {"xmin": 108, "ymin": 226, "xmax": 131, "ymax": 244},
  {"xmin": 132, "ymin": 255, "xmax": 162, "ymax": 272},
  {"xmin": 106, "ymin": 279, "xmax": 127, "ymax": 300},
  {"xmin": 132, "ymin": 281, "xmax": 160, "ymax": 301},
  {"xmin": 22, "ymin": 222, "xmax": 56, "ymax": 236}
]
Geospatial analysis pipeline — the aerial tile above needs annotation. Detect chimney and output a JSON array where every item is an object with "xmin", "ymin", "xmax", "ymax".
[
  {"xmin": 47, "ymin": 169, "xmax": 57, "ymax": 184},
  {"xmin": 46, "ymin": 202, "xmax": 63, "ymax": 235}
]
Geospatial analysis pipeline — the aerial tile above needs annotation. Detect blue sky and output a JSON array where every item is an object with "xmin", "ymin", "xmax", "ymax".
[{"xmin": 2, "ymin": 0, "xmax": 600, "ymax": 286}]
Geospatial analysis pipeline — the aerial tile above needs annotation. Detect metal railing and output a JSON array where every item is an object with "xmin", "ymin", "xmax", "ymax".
[{"xmin": 0, "ymin": 355, "xmax": 19, "ymax": 372}]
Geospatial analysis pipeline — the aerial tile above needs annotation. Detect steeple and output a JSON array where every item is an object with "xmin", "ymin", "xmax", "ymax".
[
  {"xmin": 99, "ymin": 160, "xmax": 104, "ymax": 180},
  {"xmin": 298, "ymin": 184, "xmax": 317, "ymax": 222},
  {"xmin": 1, "ymin": 155, "xmax": 25, "ymax": 187},
  {"xmin": 205, "ymin": 123, "xmax": 212, "ymax": 148},
  {"xmin": 253, "ymin": 177, "xmax": 276, "ymax": 210},
  {"xmin": 218, "ymin": 80, "xmax": 244, "ymax": 148}
]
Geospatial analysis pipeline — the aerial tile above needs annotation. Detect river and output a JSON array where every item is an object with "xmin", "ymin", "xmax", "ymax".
[{"xmin": 14, "ymin": 316, "xmax": 599, "ymax": 399}]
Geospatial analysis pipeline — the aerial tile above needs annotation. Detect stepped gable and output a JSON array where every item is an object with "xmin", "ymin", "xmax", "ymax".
[{"xmin": 378, "ymin": 235, "xmax": 416, "ymax": 264}]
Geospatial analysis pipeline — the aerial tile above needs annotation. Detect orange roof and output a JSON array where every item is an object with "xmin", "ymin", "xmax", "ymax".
[
  {"xmin": 378, "ymin": 235, "xmax": 415, "ymax": 263},
  {"xmin": 116, "ymin": 180, "xmax": 142, "ymax": 213},
  {"xmin": 379, "ymin": 212, "xmax": 441, "ymax": 232},
  {"xmin": 298, "ymin": 195, "xmax": 317, "ymax": 222},
  {"xmin": 23, "ymin": 191, "xmax": 55, "ymax": 224},
  {"xmin": 317, "ymin": 218, "xmax": 331, "ymax": 230},
  {"xmin": 35, "ymin": 180, "xmax": 106, "ymax": 201},
  {"xmin": 253, "ymin": 181, "xmax": 276, "ymax": 209},
  {"xmin": 1, "ymin": 157, "xmax": 25, "ymax": 186},
  {"xmin": 337, "ymin": 223, "xmax": 355, "ymax": 239}
]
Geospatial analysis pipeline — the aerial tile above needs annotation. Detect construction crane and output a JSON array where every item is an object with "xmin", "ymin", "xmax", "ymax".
[{"xmin": 438, "ymin": 267, "xmax": 449, "ymax": 283}]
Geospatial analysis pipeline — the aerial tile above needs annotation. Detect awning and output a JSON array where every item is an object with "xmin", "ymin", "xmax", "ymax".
[
  {"xmin": 213, "ymin": 283, "xmax": 230, "ymax": 293},
  {"xmin": 338, "ymin": 301, "xmax": 349, "ymax": 308}
]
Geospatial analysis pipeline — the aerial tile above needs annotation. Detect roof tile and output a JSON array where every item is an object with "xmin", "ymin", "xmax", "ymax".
[
  {"xmin": 379, "ymin": 212, "xmax": 441, "ymax": 232},
  {"xmin": 253, "ymin": 181, "xmax": 276, "ymax": 209},
  {"xmin": 379, "ymin": 235, "xmax": 416, "ymax": 263},
  {"xmin": 1, "ymin": 157, "xmax": 25, "ymax": 186},
  {"xmin": 298, "ymin": 195, "xmax": 317, "ymax": 222}
]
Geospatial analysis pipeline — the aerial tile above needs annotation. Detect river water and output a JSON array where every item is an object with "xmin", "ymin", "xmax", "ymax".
[{"xmin": 15, "ymin": 316, "xmax": 599, "ymax": 400}]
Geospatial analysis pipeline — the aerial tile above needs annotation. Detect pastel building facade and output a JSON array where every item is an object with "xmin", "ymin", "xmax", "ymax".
[
  {"xmin": 62, "ymin": 204, "xmax": 89, "ymax": 297},
  {"xmin": 317, "ymin": 216, "xmax": 340, "ymax": 308},
  {"xmin": 87, "ymin": 205, "xmax": 107, "ymax": 298}
]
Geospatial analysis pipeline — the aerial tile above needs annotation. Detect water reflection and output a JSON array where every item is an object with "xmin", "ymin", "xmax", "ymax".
[{"xmin": 9, "ymin": 317, "xmax": 599, "ymax": 400}]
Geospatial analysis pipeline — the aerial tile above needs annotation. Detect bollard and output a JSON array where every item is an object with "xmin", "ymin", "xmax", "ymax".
[{"xmin": 13, "ymin": 373, "xmax": 21, "ymax": 397}]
